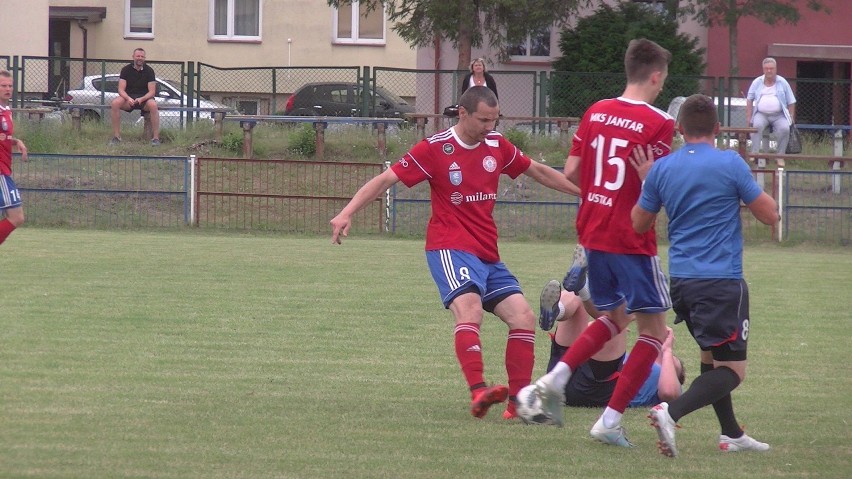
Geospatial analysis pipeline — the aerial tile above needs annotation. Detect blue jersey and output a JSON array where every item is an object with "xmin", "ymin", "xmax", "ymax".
[
  {"xmin": 630, "ymin": 359, "xmax": 662, "ymax": 407},
  {"xmin": 639, "ymin": 143, "xmax": 763, "ymax": 279}
]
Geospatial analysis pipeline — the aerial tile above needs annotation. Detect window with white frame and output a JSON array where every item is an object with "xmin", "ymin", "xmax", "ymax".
[
  {"xmin": 125, "ymin": 0, "xmax": 154, "ymax": 39},
  {"xmin": 210, "ymin": 0, "xmax": 262, "ymax": 41},
  {"xmin": 508, "ymin": 27, "xmax": 552, "ymax": 60},
  {"xmin": 334, "ymin": 1, "xmax": 386, "ymax": 45}
]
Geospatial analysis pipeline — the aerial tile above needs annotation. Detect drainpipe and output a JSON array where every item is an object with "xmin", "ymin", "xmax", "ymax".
[
  {"xmin": 434, "ymin": 36, "xmax": 441, "ymax": 114},
  {"xmin": 77, "ymin": 20, "xmax": 88, "ymax": 77}
]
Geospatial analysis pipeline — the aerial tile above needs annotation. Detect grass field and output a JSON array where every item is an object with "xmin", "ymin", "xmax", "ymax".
[{"xmin": 2, "ymin": 229, "xmax": 850, "ymax": 478}]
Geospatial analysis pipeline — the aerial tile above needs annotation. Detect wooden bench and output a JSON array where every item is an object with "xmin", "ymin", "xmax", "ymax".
[
  {"xmin": 403, "ymin": 113, "xmax": 581, "ymax": 147},
  {"xmin": 224, "ymin": 115, "xmax": 405, "ymax": 159},
  {"xmin": 66, "ymin": 104, "xmax": 232, "ymax": 139},
  {"xmin": 10, "ymin": 107, "xmax": 55, "ymax": 122}
]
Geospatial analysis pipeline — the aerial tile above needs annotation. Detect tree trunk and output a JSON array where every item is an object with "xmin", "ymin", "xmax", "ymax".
[
  {"xmin": 457, "ymin": 17, "xmax": 472, "ymax": 70},
  {"xmin": 728, "ymin": 20, "xmax": 738, "ymax": 77}
]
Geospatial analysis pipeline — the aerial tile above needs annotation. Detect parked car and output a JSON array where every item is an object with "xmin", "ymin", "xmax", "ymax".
[
  {"xmin": 64, "ymin": 74, "xmax": 233, "ymax": 128},
  {"xmin": 283, "ymin": 82, "xmax": 415, "ymax": 118}
]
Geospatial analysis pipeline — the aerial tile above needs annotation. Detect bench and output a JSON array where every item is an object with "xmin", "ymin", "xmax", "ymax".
[
  {"xmin": 66, "ymin": 104, "xmax": 232, "ymax": 139},
  {"xmin": 403, "ymin": 113, "xmax": 581, "ymax": 147},
  {"xmin": 224, "ymin": 115, "xmax": 405, "ymax": 159},
  {"xmin": 10, "ymin": 107, "xmax": 55, "ymax": 122}
]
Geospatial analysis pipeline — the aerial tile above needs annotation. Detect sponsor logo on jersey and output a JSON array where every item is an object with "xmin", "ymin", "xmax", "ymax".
[
  {"xmin": 449, "ymin": 162, "xmax": 460, "ymax": 170},
  {"xmin": 589, "ymin": 113, "xmax": 645, "ymax": 133},
  {"xmin": 399, "ymin": 158, "xmax": 409, "ymax": 168},
  {"xmin": 451, "ymin": 191, "xmax": 463, "ymax": 205},
  {"xmin": 0, "ymin": 133, "xmax": 6, "ymax": 141},
  {"xmin": 450, "ymin": 170, "xmax": 462, "ymax": 186},
  {"xmin": 450, "ymin": 191, "xmax": 497, "ymax": 206},
  {"xmin": 587, "ymin": 192, "xmax": 613, "ymax": 207},
  {"xmin": 443, "ymin": 143, "xmax": 455, "ymax": 154},
  {"xmin": 482, "ymin": 156, "xmax": 497, "ymax": 173}
]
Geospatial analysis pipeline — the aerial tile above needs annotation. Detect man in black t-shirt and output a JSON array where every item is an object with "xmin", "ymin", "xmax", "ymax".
[{"xmin": 110, "ymin": 48, "xmax": 160, "ymax": 145}]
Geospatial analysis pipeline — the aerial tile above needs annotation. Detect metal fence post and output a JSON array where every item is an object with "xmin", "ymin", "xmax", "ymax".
[
  {"xmin": 11, "ymin": 56, "xmax": 19, "ymax": 108},
  {"xmin": 186, "ymin": 61, "xmax": 195, "ymax": 124}
]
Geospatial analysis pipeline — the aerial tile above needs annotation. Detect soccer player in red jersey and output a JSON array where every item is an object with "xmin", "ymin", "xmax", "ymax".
[
  {"xmin": 526, "ymin": 39, "xmax": 676, "ymax": 446},
  {"xmin": 0, "ymin": 69, "xmax": 28, "ymax": 247},
  {"xmin": 331, "ymin": 86, "xmax": 580, "ymax": 420}
]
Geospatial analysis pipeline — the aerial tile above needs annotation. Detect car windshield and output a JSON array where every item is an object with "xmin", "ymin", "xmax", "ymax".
[
  {"xmin": 160, "ymin": 79, "xmax": 209, "ymax": 101},
  {"xmin": 375, "ymin": 86, "xmax": 408, "ymax": 105}
]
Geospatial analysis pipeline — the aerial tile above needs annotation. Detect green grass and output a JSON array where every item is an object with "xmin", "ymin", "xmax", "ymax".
[{"xmin": 1, "ymin": 229, "xmax": 850, "ymax": 478}]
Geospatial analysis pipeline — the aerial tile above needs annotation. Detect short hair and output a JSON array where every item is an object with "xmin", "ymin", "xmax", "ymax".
[
  {"xmin": 677, "ymin": 94, "xmax": 718, "ymax": 137},
  {"xmin": 469, "ymin": 58, "xmax": 487, "ymax": 73},
  {"xmin": 133, "ymin": 48, "xmax": 146, "ymax": 55},
  {"xmin": 0, "ymin": 69, "xmax": 11, "ymax": 79},
  {"xmin": 674, "ymin": 356, "xmax": 686, "ymax": 385},
  {"xmin": 762, "ymin": 57, "xmax": 777, "ymax": 67},
  {"xmin": 624, "ymin": 38, "xmax": 672, "ymax": 83},
  {"xmin": 459, "ymin": 85, "xmax": 498, "ymax": 113}
]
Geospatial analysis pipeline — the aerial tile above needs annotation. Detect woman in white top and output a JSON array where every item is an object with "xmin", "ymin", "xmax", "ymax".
[{"xmin": 460, "ymin": 58, "xmax": 498, "ymax": 99}]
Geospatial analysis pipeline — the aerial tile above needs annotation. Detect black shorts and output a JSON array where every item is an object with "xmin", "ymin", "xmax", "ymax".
[
  {"xmin": 124, "ymin": 98, "xmax": 152, "ymax": 112},
  {"xmin": 547, "ymin": 338, "xmax": 622, "ymax": 408},
  {"xmin": 671, "ymin": 278, "xmax": 750, "ymax": 361}
]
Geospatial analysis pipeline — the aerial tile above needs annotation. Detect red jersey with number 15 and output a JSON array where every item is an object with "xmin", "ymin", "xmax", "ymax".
[
  {"xmin": 0, "ymin": 105, "xmax": 14, "ymax": 175},
  {"xmin": 570, "ymin": 97, "xmax": 674, "ymax": 255},
  {"xmin": 392, "ymin": 127, "xmax": 531, "ymax": 263}
]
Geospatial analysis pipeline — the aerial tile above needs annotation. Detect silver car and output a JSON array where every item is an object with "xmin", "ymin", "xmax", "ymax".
[{"xmin": 64, "ymin": 74, "xmax": 232, "ymax": 128}]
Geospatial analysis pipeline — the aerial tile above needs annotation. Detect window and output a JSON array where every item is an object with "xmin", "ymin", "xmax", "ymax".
[
  {"xmin": 210, "ymin": 0, "xmax": 261, "ymax": 41},
  {"xmin": 508, "ymin": 27, "xmax": 552, "ymax": 60},
  {"xmin": 125, "ymin": 0, "xmax": 154, "ymax": 39},
  {"xmin": 334, "ymin": 1, "xmax": 385, "ymax": 45}
]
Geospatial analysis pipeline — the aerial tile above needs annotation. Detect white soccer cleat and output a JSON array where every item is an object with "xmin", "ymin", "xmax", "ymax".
[
  {"xmin": 531, "ymin": 374, "xmax": 565, "ymax": 427},
  {"xmin": 719, "ymin": 433, "xmax": 770, "ymax": 452},
  {"xmin": 590, "ymin": 415, "xmax": 634, "ymax": 448},
  {"xmin": 648, "ymin": 402, "xmax": 678, "ymax": 457}
]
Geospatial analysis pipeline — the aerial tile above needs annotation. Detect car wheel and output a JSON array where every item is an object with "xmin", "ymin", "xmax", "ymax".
[{"xmin": 81, "ymin": 109, "xmax": 100, "ymax": 122}]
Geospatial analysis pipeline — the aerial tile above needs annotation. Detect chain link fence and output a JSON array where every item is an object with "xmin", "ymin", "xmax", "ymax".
[{"xmin": 2, "ymin": 55, "xmax": 850, "ymax": 132}]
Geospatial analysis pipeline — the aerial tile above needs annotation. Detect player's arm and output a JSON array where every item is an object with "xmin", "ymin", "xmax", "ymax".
[
  {"xmin": 631, "ymin": 204, "xmax": 656, "ymax": 234},
  {"xmin": 657, "ymin": 327, "xmax": 682, "ymax": 402},
  {"xmin": 13, "ymin": 137, "xmax": 27, "ymax": 162},
  {"xmin": 524, "ymin": 160, "xmax": 580, "ymax": 196},
  {"xmin": 746, "ymin": 191, "xmax": 780, "ymax": 226},
  {"xmin": 143, "ymin": 80, "xmax": 157, "ymax": 103},
  {"xmin": 117, "ymin": 78, "xmax": 132, "ymax": 103},
  {"xmin": 563, "ymin": 154, "xmax": 580, "ymax": 185},
  {"xmin": 330, "ymin": 167, "xmax": 400, "ymax": 244}
]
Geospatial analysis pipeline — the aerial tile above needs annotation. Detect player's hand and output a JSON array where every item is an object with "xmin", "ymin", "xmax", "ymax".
[
  {"xmin": 629, "ymin": 144, "xmax": 655, "ymax": 181},
  {"xmin": 662, "ymin": 326, "xmax": 674, "ymax": 350},
  {"xmin": 330, "ymin": 214, "xmax": 351, "ymax": 245},
  {"xmin": 17, "ymin": 140, "xmax": 28, "ymax": 162}
]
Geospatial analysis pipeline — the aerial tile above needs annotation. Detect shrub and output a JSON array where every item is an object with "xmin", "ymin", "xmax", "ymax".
[{"xmin": 289, "ymin": 124, "xmax": 316, "ymax": 156}]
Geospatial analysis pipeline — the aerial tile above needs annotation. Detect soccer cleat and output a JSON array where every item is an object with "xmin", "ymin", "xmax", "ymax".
[
  {"xmin": 562, "ymin": 244, "xmax": 588, "ymax": 294},
  {"xmin": 649, "ymin": 402, "xmax": 678, "ymax": 457},
  {"xmin": 470, "ymin": 385, "xmax": 509, "ymax": 419},
  {"xmin": 502, "ymin": 409, "xmax": 518, "ymax": 420},
  {"xmin": 151, "ymin": 138, "xmax": 161, "ymax": 146},
  {"xmin": 719, "ymin": 433, "xmax": 770, "ymax": 452},
  {"xmin": 590, "ymin": 416, "xmax": 634, "ymax": 448},
  {"xmin": 538, "ymin": 279, "xmax": 562, "ymax": 331},
  {"xmin": 109, "ymin": 137, "xmax": 121, "ymax": 145},
  {"xmin": 532, "ymin": 374, "xmax": 565, "ymax": 427}
]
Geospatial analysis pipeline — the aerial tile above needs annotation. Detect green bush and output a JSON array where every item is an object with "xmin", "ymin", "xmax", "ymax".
[
  {"xmin": 288, "ymin": 124, "xmax": 316, "ymax": 156},
  {"xmin": 502, "ymin": 128, "xmax": 529, "ymax": 151},
  {"xmin": 220, "ymin": 131, "xmax": 244, "ymax": 152}
]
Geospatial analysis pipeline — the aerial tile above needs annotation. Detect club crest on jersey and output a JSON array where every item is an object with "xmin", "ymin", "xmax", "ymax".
[
  {"xmin": 443, "ymin": 143, "xmax": 455, "ymax": 155},
  {"xmin": 449, "ymin": 170, "xmax": 462, "ymax": 185},
  {"xmin": 482, "ymin": 156, "xmax": 497, "ymax": 173},
  {"xmin": 0, "ymin": 133, "xmax": 6, "ymax": 141}
]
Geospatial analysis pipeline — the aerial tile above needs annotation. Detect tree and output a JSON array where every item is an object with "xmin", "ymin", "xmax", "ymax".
[
  {"xmin": 327, "ymin": 0, "xmax": 594, "ymax": 69},
  {"xmin": 679, "ymin": 0, "xmax": 829, "ymax": 76},
  {"xmin": 549, "ymin": 2, "xmax": 705, "ymax": 117}
]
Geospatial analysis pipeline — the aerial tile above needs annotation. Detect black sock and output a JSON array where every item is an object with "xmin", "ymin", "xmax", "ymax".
[
  {"xmin": 668, "ymin": 366, "xmax": 740, "ymax": 422},
  {"xmin": 700, "ymin": 362, "xmax": 743, "ymax": 438}
]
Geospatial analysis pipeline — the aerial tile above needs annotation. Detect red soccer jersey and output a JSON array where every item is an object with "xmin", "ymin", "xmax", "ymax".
[
  {"xmin": 570, "ymin": 97, "xmax": 674, "ymax": 255},
  {"xmin": 0, "ymin": 106, "xmax": 13, "ymax": 176},
  {"xmin": 392, "ymin": 127, "xmax": 531, "ymax": 263}
]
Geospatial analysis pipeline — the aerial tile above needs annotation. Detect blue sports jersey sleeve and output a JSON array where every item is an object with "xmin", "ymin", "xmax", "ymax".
[{"xmin": 630, "ymin": 362, "xmax": 662, "ymax": 407}]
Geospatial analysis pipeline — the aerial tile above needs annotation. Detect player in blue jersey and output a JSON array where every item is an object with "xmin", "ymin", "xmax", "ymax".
[
  {"xmin": 538, "ymin": 280, "xmax": 684, "ymax": 409},
  {"xmin": 632, "ymin": 94, "xmax": 779, "ymax": 457}
]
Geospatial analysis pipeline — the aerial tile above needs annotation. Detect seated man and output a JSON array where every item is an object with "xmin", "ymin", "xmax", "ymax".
[
  {"xmin": 110, "ymin": 48, "xmax": 160, "ymax": 145},
  {"xmin": 538, "ymin": 279, "xmax": 684, "ymax": 409}
]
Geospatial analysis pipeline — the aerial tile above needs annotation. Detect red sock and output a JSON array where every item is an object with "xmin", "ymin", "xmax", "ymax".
[
  {"xmin": 559, "ymin": 315, "xmax": 620, "ymax": 371},
  {"xmin": 454, "ymin": 323, "xmax": 485, "ymax": 396},
  {"xmin": 0, "ymin": 218, "xmax": 16, "ymax": 245},
  {"xmin": 607, "ymin": 334, "xmax": 662, "ymax": 413},
  {"xmin": 505, "ymin": 329, "xmax": 535, "ymax": 399}
]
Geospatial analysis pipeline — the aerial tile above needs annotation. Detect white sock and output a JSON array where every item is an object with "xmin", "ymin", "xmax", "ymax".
[
  {"xmin": 550, "ymin": 362, "xmax": 571, "ymax": 389},
  {"xmin": 555, "ymin": 302, "xmax": 565, "ymax": 321},
  {"xmin": 602, "ymin": 407, "xmax": 623, "ymax": 429},
  {"xmin": 577, "ymin": 283, "xmax": 591, "ymax": 302}
]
